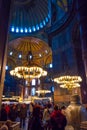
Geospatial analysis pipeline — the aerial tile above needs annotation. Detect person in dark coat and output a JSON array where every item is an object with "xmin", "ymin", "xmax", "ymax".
[
  {"xmin": 28, "ymin": 104, "xmax": 42, "ymax": 130},
  {"xmin": 8, "ymin": 105, "xmax": 17, "ymax": 121},
  {"xmin": 0, "ymin": 104, "xmax": 7, "ymax": 121},
  {"xmin": 20, "ymin": 104, "xmax": 27, "ymax": 128},
  {"xmin": 50, "ymin": 105, "xmax": 67, "ymax": 130}
]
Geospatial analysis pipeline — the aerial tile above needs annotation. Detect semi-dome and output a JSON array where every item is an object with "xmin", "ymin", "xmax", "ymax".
[{"xmin": 7, "ymin": 37, "xmax": 52, "ymax": 68}]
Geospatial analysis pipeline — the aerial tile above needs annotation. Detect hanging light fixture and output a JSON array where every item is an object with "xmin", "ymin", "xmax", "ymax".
[
  {"xmin": 54, "ymin": 75, "xmax": 82, "ymax": 84},
  {"xmin": 54, "ymin": 75, "xmax": 82, "ymax": 90},
  {"xmin": 10, "ymin": 42, "xmax": 47, "ymax": 79},
  {"xmin": 8, "ymin": 37, "xmax": 53, "ymax": 80},
  {"xmin": 60, "ymin": 83, "xmax": 80, "ymax": 90},
  {"xmin": 10, "ymin": 66, "xmax": 47, "ymax": 79}
]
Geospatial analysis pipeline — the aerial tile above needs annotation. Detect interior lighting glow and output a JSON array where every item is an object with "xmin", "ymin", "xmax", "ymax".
[
  {"xmin": 6, "ymin": 66, "xmax": 8, "ymax": 70},
  {"xmin": 31, "ymin": 87, "xmax": 36, "ymax": 96},
  {"xmin": 18, "ymin": 54, "xmax": 22, "ymax": 58},
  {"xmin": 20, "ymin": 28, "xmax": 23, "ymax": 33},
  {"xmin": 45, "ymin": 50, "xmax": 48, "ymax": 54},
  {"xmin": 60, "ymin": 83, "xmax": 80, "ymax": 90},
  {"xmin": 54, "ymin": 75, "xmax": 82, "ymax": 90},
  {"xmin": 10, "ymin": 66, "xmax": 47, "ymax": 79},
  {"xmin": 36, "ymin": 90, "xmax": 51, "ymax": 93},
  {"xmin": 54, "ymin": 75, "xmax": 82, "ymax": 84},
  {"xmin": 32, "ymin": 79, "xmax": 36, "ymax": 86},
  {"xmin": 40, "ymin": 23, "xmax": 43, "ymax": 28},
  {"xmin": 33, "ymin": 26, "xmax": 36, "ymax": 32},
  {"xmin": 10, "ymin": 14, "xmax": 49, "ymax": 33},
  {"xmin": 29, "ymin": 27, "xmax": 32, "ymax": 33},
  {"xmin": 39, "ymin": 54, "xmax": 42, "ymax": 57},
  {"xmin": 43, "ymin": 20, "xmax": 46, "ymax": 26},
  {"xmin": 25, "ymin": 28, "xmax": 28, "ymax": 33},
  {"xmin": 11, "ymin": 26, "xmax": 15, "ymax": 32},
  {"xmin": 9, "ymin": 51, "xmax": 13, "ymax": 56},
  {"xmin": 46, "ymin": 17, "xmax": 48, "ymax": 22},
  {"xmin": 49, "ymin": 63, "xmax": 53, "ymax": 68},
  {"xmin": 16, "ymin": 27, "xmax": 19, "ymax": 33},
  {"xmin": 36, "ymin": 25, "xmax": 39, "ymax": 30}
]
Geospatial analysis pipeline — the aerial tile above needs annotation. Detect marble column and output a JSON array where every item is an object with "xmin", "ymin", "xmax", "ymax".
[
  {"xmin": 77, "ymin": 0, "xmax": 87, "ymax": 103},
  {"xmin": 0, "ymin": 0, "xmax": 11, "ymax": 109}
]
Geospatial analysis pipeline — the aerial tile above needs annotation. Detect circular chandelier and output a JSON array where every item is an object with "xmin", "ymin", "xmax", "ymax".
[
  {"xmin": 54, "ymin": 75, "xmax": 82, "ymax": 84},
  {"xmin": 54, "ymin": 75, "xmax": 82, "ymax": 89},
  {"xmin": 10, "ymin": 66, "xmax": 47, "ymax": 79},
  {"xmin": 60, "ymin": 83, "xmax": 80, "ymax": 90},
  {"xmin": 8, "ymin": 37, "xmax": 52, "ymax": 80}
]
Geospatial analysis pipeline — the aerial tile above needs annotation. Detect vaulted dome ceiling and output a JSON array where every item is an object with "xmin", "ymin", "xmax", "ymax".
[
  {"xmin": 7, "ymin": 37, "xmax": 52, "ymax": 68},
  {"xmin": 9, "ymin": 0, "xmax": 74, "ymax": 35},
  {"xmin": 4, "ymin": 0, "xmax": 75, "ymax": 95},
  {"xmin": 10, "ymin": 0, "xmax": 49, "ymax": 34}
]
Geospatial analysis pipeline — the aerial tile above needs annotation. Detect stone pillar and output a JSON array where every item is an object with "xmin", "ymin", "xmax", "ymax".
[
  {"xmin": 20, "ymin": 86, "xmax": 24, "ymax": 101},
  {"xmin": 0, "ymin": 0, "xmax": 11, "ymax": 109},
  {"xmin": 77, "ymin": 0, "xmax": 87, "ymax": 104},
  {"xmin": 77, "ymin": 0, "xmax": 87, "ymax": 79}
]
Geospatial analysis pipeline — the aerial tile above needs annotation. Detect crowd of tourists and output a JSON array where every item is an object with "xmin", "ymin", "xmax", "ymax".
[
  {"xmin": 1, "ymin": 94, "xmax": 87, "ymax": 130},
  {"xmin": 0, "ymin": 101, "xmax": 67, "ymax": 130}
]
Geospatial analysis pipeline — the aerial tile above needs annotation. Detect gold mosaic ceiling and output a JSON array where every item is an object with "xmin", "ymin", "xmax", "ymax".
[{"xmin": 7, "ymin": 37, "xmax": 52, "ymax": 68}]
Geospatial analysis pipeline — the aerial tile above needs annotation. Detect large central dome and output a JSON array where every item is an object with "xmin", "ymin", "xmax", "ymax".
[{"xmin": 10, "ymin": 0, "xmax": 50, "ymax": 34}]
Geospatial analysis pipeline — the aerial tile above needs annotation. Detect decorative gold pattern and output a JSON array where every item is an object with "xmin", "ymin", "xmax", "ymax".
[{"xmin": 8, "ymin": 37, "xmax": 52, "ymax": 68}]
